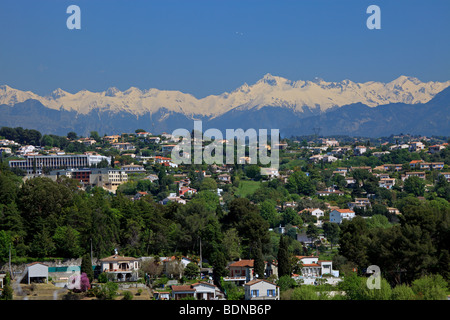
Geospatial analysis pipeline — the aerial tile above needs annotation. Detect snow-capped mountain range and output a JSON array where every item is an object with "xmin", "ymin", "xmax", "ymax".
[{"xmin": 1, "ymin": 74, "xmax": 449, "ymax": 118}]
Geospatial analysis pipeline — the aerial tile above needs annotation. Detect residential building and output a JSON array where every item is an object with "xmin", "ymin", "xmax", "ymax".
[
  {"xmin": 120, "ymin": 164, "xmax": 146, "ymax": 173},
  {"xmin": 227, "ymin": 260, "xmax": 255, "ymax": 282},
  {"xmin": 428, "ymin": 145, "xmax": 445, "ymax": 154},
  {"xmin": 161, "ymin": 144, "xmax": 176, "ymax": 153},
  {"xmin": 348, "ymin": 198, "xmax": 371, "ymax": 210},
  {"xmin": 387, "ymin": 207, "xmax": 401, "ymax": 215},
  {"xmin": 179, "ymin": 186, "xmax": 197, "ymax": 197},
  {"xmin": 99, "ymin": 252, "xmax": 139, "ymax": 282},
  {"xmin": 419, "ymin": 162, "xmax": 444, "ymax": 170},
  {"xmin": 296, "ymin": 256, "xmax": 336, "ymax": 278},
  {"xmin": 379, "ymin": 178, "xmax": 396, "ymax": 189},
  {"xmin": 299, "ymin": 208, "xmax": 324, "ymax": 219},
  {"xmin": 103, "ymin": 135, "xmax": 121, "ymax": 144},
  {"xmin": 171, "ymin": 282, "xmax": 219, "ymax": 300},
  {"xmin": 148, "ymin": 136, "xmax": 161, "ymax": 144},
  {"xmin": 316, "ymin": 187, "xmax": 344, "ymax": 197},
  {"xmin": 329, "ymin": 209, "xmax": 355, "ymax": 224},
  {"xmin": 160, "ymin": 193, "xmax": 186, "ymax": 205},
  {"xmin": 381, "ymin": 164, "xmax": 403, "ymax": 172},
  {"xmin": 323, "ymin": 139, "xmax": 339, "ymax": 147},
  {"xmin": 409, "ymin": 141, "xmax": 425, "ymax": 152},
  {"xmin": 403, "ymin": 172, "xmax": 426, "ymax": 180},
  {"xmin": 217, "ymin": 173, "xmax": 231, "ymax": 184},
  {"xmin": 136, "ymin": 131, "xmax": 151, "ymax": 138},
  {"xmin": 323, "ymin": 155, "xmax": 338, "ymax": 163},
  {"xmin": 0, "ymin": 147, "xmax": 12, "ymax": 155},
  {"xmin": 354, "ymin": 146, "xmax": 367, "ymax": 155},
  {"xmin": 260, "ymin": 167, "xmax": 279, "ymax": 178},
  {"xmin": 439, "ymin": 172, "xmax": 450, "ymax": 182},
  {"xmin": 238, "ymin": 156, "xmax": 252, "ymax": 164},
  {"xmin": 244, "ymin": 279, "xmax": 280, "ymax": 300}
]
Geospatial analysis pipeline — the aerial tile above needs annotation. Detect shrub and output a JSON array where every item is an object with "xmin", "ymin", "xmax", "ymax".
[
  {"xmin": 391, "ymin": 284, "xmax": 416, "ymax": 300},
  {"xmin": 122, "ymin": 291, "xmax": 133, "ymax": 300}
]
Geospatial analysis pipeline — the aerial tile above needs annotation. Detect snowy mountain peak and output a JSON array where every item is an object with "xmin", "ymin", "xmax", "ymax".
[
  {"xmin": 48, "ymin": 88, "xmax": 68, "ymax": 100},
  {"xmin": 1, "ymin": 75, "xmax": 449, "ymax": 117}
]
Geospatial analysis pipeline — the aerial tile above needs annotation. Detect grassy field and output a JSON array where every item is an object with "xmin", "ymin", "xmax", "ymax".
[{"xmin": 235, "ymin": 180, "xmax": 262, "ymax": 197}]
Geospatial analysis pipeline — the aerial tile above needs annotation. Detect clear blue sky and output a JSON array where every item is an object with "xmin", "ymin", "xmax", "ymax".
[{"xmin": 0, "ymin": 0, "xmax": 449, "ymax": 98}]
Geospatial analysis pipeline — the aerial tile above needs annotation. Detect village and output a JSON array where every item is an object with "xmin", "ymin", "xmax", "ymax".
[{"xmin": 0, "ymin": 127, "xmax": 449, "ymax": 300}]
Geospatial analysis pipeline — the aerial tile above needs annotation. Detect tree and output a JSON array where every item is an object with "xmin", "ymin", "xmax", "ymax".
[
  {"xmin": 403, "ymin": 176, "xmax": 426, "ymax": 197},
  {"xmin": 81, "ymin": 253, "xmax": 94, "ymax": 283},
  {"xmin": 184, "ymin": 262, "xmax": 200, "ymax": 280},
  {"xmin": 306, "ymin": 223, "xmax": 320, "ymax": 250},
  {"xmin": 90, "ymin": 131, "xmax": 101, "ymax": 142},
  {"xmin": 277, "ymin": 235, "xmax": 291, "ymax": 277},
  {"xmin": 259, "ymin": 199, "xmax": 281, "ymax": 228},
  {"xmin": 253, "ymin": 241, "xmax": 265, "ymax": 279},
  {"xmin": 277, "ymin": 274, "xmax": 297, "ymax": 292},
  {"xmin": 391, "ymin": 284, "xmax": 416, "ymax": 300},
  {"xmin": 338, "ymin": 216, "xmax": 370, "ymax": 270},
  {"xmin": 322, "ymin": 222, "xmax": 340, "ymax": 250},
  {"xmin": 411, "ymin": 274, "xmax": 448, "ymax": 300},
  {"xmin": 0, "ymin": 272, "xmax": 13, "ymax": 300},
  {"xmin": 53, "ymin": 226, "xmax": 83, "ymax": 258},
  {"xmin": 286, "ymin": 171, "xmax": 315, "ymax": 196},
  {"xmin": 199, "ymin": 177, "xmax": 217, "ymax": 191},
  {"xmin": 67, "ymin": 131, "xmax": 78, "ymax": 140},
  {"xmin": 210, "ymin": 249, "xmax": 228, "ymax": 285}
]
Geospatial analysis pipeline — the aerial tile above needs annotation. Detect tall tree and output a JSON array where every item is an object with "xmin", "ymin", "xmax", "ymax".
[{"xmin": 277, "ymin": 235, "xmax": 291, "ymax": 277}]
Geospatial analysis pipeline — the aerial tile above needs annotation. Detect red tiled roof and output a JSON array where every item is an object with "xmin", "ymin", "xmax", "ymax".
[
  {"xmin": 229, "ymin": 259, "xmax": 254, "ymax": 268},
  {"xmin": 171, "ymin": 285, "xmax": 195, "ymax": 292},
  {"xmin": 333, "ymin": 209, "xmax": 354, "ymax": 213}
]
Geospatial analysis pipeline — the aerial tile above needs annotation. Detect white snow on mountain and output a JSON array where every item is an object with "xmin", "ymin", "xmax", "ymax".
[{"xmin": 0, "ymin": 75, "xmax": 449, "ymax": 117}]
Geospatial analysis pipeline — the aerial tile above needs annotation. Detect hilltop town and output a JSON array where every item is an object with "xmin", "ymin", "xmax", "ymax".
[{"xmin": 0, "ymin": 127, "xmax": 449, "ymax": 300}]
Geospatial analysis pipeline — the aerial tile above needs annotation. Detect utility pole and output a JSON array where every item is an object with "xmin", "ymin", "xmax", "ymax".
[
  {"xmin": 199, "ymin": 237, "xmax": 202, "ymax": 269},
  {"xmin": 9, "ymin": 243, "xmax": 13, "ymax": 280}
]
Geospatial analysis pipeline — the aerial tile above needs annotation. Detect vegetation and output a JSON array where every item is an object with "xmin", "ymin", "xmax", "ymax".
[{"xmin": 1, "ymin": 127, "xmax": 449, "ymax": 300}]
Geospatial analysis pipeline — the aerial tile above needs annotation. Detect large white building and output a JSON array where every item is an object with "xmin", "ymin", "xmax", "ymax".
[{"xmin": 9, "ymin": 153, "xmax": 111, "ymax": 175}]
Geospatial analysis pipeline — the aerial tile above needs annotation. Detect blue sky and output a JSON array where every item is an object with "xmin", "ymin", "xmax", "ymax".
[{"xmin": 0, "ymin": 0, "xmax": 449, "ymax": 98}]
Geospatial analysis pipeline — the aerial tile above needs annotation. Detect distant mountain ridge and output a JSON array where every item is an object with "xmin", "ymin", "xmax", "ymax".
[{"xmin": 0, "ymin": 75, "xmax": 449, "ymax": 137}]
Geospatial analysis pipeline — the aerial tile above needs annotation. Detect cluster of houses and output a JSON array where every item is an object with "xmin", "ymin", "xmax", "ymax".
[{"xmin": 6, "ymin": 249, "xmax": 344, "ymax": 300}]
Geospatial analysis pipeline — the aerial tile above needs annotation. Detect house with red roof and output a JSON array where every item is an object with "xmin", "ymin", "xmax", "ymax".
[
  {"xmin": 329, "ymin": 208, "xmax": 355, "ymax": 224},
  {"xmin": 171, "ymin": 281, "xmax": 219, "ymax": 300}
]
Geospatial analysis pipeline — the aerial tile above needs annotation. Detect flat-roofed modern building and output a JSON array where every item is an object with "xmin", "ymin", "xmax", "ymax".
[
  {"xmin": 9, "ymin": 154, "xmax": 111, "ymax": 175},
  {"xmin": 49, "ymin": 167, "xmax": 127, "ymax": 192}
]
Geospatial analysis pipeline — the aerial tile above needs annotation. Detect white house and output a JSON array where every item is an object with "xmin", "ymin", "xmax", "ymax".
[
  {"xmin": 295, "ymin": 255, "xmax": 339, "ymax": 279},
  {"xmin": 260, "ymin": 167, "xmax": 279, "ymax": 178},
  {"xmin": 329, "ymin": 209, "xmax": 355, "ymax": 224},
  {"xmin": 354, "ymin": 146, "xmax": 367, "ymax": 155},
  {"xmin": 244, "ymin": 279, "xmax": 280, "ymax": 300},
  {"xmin": 171, "ymin": 282, "xmax": 219, "ymax": 300}
]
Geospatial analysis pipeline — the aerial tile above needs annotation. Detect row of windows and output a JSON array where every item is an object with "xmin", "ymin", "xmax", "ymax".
[{"xmin": 250, "ymin": 289, "xmax": 276, "ymax": 297}]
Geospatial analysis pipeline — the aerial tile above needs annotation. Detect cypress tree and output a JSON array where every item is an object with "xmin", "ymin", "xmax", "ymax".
[
  {"xmin": 81, "ymin": 253, "xmax": 94, "ymax": 283},
  {"xmin": 277, "ymin": 235, "xmax": 291, "ymax": 277}
]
